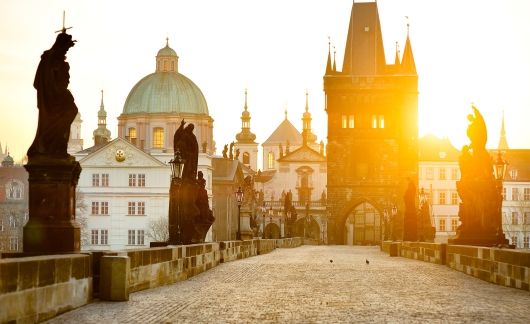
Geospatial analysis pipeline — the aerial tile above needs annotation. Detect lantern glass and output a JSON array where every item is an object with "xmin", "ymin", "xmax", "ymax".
[{"xmin": 235, "ymin": 186, "xmax": 244, "ymax": 205}]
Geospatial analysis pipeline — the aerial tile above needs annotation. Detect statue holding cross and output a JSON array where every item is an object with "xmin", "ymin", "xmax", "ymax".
[{"xmin": 28, "ymin": 12, "xmax": 78, "ymax": 160}]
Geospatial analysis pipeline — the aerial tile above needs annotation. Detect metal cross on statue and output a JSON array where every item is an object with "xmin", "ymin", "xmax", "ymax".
[{"xmin": 55, "ymin": 11, "xmax": 73, "ymax": 33}]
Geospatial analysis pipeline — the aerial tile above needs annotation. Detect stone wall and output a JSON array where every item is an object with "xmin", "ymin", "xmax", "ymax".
[
  {"xmin": 447, "ymin": 245, "xmax": 529, "ymax": 291},
  {"xmin": 382, "ymin": 241, "xmax": 529, "ymax": 292},
  {"xmin": 0, "ymin": 254, "xmax": 92, "ymax": 323},
  {"xmin": 219, "ymin": 240, "xmax": 257, "ymax": 262},
  {"xmin": 400, "ymin": 241, "xmax": 446, "ymax": 265},
  {"xmin": 276, "ymin": 237, "xmax": 303, "ymax": 248}
]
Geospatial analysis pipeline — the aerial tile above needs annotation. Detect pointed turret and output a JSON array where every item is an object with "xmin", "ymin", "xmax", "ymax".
[
  {"xmin": 394, "ymin": 42, "xmax": 400, "ymax": 65},
  {"xmin": 401, "ymin": 25, "xmax": 417, "ymax": 75},
  {"xmin": 498, "ymin": 110, "xmax": 509, "ymax": 151},
  {"xmin": 235, "ymin": 89, "xmax": 257, "ymax": 144},
  {"xmin": 342, "ymin": 2, "xmax": 386, "ymax": 75},
  {"xmin": 301, "ymin": 91, "xmax": 317, "ymax": 146},
  {"xmin": 333, "ymin": 46, "xmax": 337, "ymax": 72},
  {"xmin": 93, "ymin": 90, "xmax": 112, "ymax": 145}
]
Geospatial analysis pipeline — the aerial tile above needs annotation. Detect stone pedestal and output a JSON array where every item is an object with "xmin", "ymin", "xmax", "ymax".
[
  {"xmin": 23, "ymin": 159, "xmax": 81, "ymax": 253},
  {"xmin": 240, "ymin": 209, "xmax": 254, "ymax": 240}
]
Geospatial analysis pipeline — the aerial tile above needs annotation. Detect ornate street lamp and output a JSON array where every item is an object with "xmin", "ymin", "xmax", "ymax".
[
  {"xmin": 261, "ymin": 203, "xmax": 266, "ymax": 239},
  {"xmin": 391, "ymin": 205, "xmax": 398, "ymax": 241},
  {"xmin": 267, "ymin": 206, "xmax": 273, "ymax": 238},
  {"xmin": 235, "ymin": 186, "xmax": 244, "ymax": 240},
  {"xmin": 168, "ymin": 148, "xmax": 185, "ymax": 245},
  {"xmin": 169, "ymin": 148, "xmax": 185, "ymax": 180},
  {"xmin": 493, "ymin": 151, "xmax": 508, "ymax": 181},
  {"xmin": 383, "ymin": 209, "xmax": 389, "ymax": 240}
]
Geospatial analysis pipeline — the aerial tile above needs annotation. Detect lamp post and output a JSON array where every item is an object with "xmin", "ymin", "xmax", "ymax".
[
  {"xmin": 268, "ymin": 206, "xmax": 273, "ymax": 238},
  {"xmin": 493, "ymin": 151, "xmax": 508, "ymax": 182},
  {"xmin": 235, "ymin": 186, "xmax": 244, "ymax": 240},
  {"xmin": 260, "ymin": 202, "xmax": 266, "ymax": 239},
  {"xmin": 168, "ymin": 149, "xmax": 185, "ymax": 244},
  {"xmin": 391, "ymin": 205, "xmax": 398, "ymax": 241},
  {"xmin": 305, "ymin": 203, "xmax": 310, "ymax": 239},
  {"xmin": 286, "ymin": 210, "xmax": 291, "ymax": 238},
  {"xmin": 383, "ymin": 209, "xmax": 389, "ymax": 241}
]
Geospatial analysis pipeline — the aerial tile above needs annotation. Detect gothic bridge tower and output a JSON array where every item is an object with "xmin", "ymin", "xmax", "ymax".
[{"xmin": 324, "ymin": 2, "xmax": 418, "ymax": 244}]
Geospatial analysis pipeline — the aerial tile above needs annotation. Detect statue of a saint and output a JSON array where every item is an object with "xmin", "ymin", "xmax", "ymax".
[
  {"xmin": 235, "ymin": 148, "xmax": 240, "ymax": 160},
  {"xmin": 222, "ymin": 144, "xmax": 228, "ymax": 158},
  {"xmin": 229, "ymin": 142, "xmax": 234, "ymax": 160},
  {"xmin": 466, "ymin": 104, "xmax": 487, "ymax": 151},
  {"xmin": 173, "ymin": 120, "xmax": 198, "ymax": 181},
  {"xmin": 28, "ymin": 32, "xmax": 78, "ymax": 160}
]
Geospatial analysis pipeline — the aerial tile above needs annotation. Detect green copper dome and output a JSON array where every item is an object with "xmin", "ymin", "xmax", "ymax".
[
  {"xmin": 122, "ymin": 72, "xmax": 209, "ymax": 115},
  {"xmin": 122, "ymin": 41, "xmax": 208, "ymax": 116}
]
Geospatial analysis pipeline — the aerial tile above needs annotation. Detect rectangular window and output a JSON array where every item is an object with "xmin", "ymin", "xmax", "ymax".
[
  {"xmin": 524, "ymin": 212, "xmax": 530, "ymax": 225},
  {"xmin": 129, "ymin": 174, "xmax": 137, "ymax": 187},
  {"xmin": 439, "ymin": 218, "xmax": 446, "ymax": 232},
  {"xmin": 378, "ymin": 115, "xmax": 384, "ymax": 128},
  {"xmin": 101, "ymin": 202, "xmax": 109, "ymax": 215},
  {"xmin": 348, "ymin": 115, "xmax": 355, "ymax": 128},
  {"xmin": 153, "ymin": 127, "xmax": 164, "ymax": 148},
  {"xmin": 341, "ymin": 115, "xmax": 348, "ymax": 128},
  {"xmin": 138, "ymin": 202, "xmax": 145, "ymax": 215},
  {"xmin": 10, "ymin": 237, "xmax": 18, "ymax": 251},
  {"xmin": 524, "ymin": 236, "xmax": 529, "ymax": 248},
  {"xmin": 524, "ymin": 188, "xmax": 530, "ymax": 201},
  {"xmin": 128, "ymin": 202, "xmax": 136, "ymax": 215},
  {"xmin": 91, "ymin": 229, "xmax": 98, "ymax": 245},
  {"xmin": 512, "ymin": 188, "xmax": 519, "ymax": 201},
  {"xmin": 91, "ymin": 202, "xmax": 99, "ymax": 215},
  {"xmin": 451, "ymin": 192, "xmax": 458, "ymax": 205},
  {"xmin": 138, "ymin": 174, "xmax": 146, "ymax": 187},
  {"xmin": 9, "ymin": 216, "xmax": 16, "ymax": 229},
  {"xmin": 101, "ymin": 229, "xmax": 108, "ymax": 245},
  {"xmin": 511, "ymin": 212, "xmax": 518, "ymax": 225},
  {"xmin": 439, "ymin": 192, "xmax": 446, "ymax": 205},
  {"xmin": 502, "ymin": 187, "xmax": 506, "ymax": 200},
  {"xmin": 101, "ymin": 174, "xmax": 109, "ymax": 187},
  {"xmin": 451, "ymin": 168, "xmax": 458, "ymax": 180},
  {"xmin": 137, "ymin": 230, "xmax": 145, "ymax": 245},
  {"xmin": 371, "ymin": 115, "xmax": 377, "ymax": 128},
  {"xmin": 451, "ymin": 219, "xmax": 458, "ymax": 232},
  {"xmin": 426, "ymin": 168, "xmax": 434, "ymax": 180},
  {"xmin": 439, "ymin": 168, "xmax": 446, "ymax": 180},
  {"xmin": 92, "ymin": 174, "xmax": 100, "ymax": 187},
  {"xmin": 511, "ymin": 236, "xmax": 518, "ymax": 247},
  {"xmin": 128, "ymin": 230, "xmax": 136, "ymax": 245}
]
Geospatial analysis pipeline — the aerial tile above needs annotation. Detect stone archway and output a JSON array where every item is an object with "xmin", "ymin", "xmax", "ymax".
[
  {"xmin": 293, "ymin": 216, "xmax": 320, "ymax": 241},
  {"xmin": 343, "ymin": 202, "xmax": 381, "ymax": 245},
  {"xmin": 264, "ymin": 223, "xmax": 280, "ymax": 239}
]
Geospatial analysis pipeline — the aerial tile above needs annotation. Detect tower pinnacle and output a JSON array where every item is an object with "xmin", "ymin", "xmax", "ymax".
[{"xmin": 498, "ymin": 110, "xmax": 509, "ymax": 151}]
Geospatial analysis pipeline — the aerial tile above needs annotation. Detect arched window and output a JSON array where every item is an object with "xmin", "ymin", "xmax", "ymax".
[
  {"xmin": 6, "ymin": 180, "xmax": 23, "ymax": 200},
  {"xmin": 153, "ymin": 127, "xmax": 164, "ymax": 148},
  {"xmin": 243, "ymin": 152, "xmax": 250, "ymax": 165},
  {"xmin": 268, "ymin": 152, "xmax": 275, "ymax": 169}
]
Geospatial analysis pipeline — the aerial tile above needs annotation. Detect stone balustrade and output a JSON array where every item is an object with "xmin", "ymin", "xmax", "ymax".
[
  {"xmin": 0, "ymin": 254, "xmax": 92, "ymax": 323},
  {"xmin": 382, "ymin": 241, "xmax": 529, "ymax": 291}
]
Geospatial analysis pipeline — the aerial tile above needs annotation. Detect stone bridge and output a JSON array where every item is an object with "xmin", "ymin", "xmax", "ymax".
[{"xmin": 49, "ymin": 246, "xmax": 530, "ymax": 323}]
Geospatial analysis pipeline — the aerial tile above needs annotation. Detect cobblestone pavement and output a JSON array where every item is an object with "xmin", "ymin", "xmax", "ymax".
[{"xmin": 49, "ymin": 246, "xmax": 530, "ymax": 323}]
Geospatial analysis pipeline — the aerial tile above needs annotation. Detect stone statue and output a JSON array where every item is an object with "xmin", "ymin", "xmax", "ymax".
[
  {"xmin": 258, "ymin": 189, "xmax": 265, "ymax": 206},
  {"xmin": 467, "ymin": 104, "xmax": 487, "ymax": 152},
  {"xmin": 201, "ymin": 141, "xmax": 208, "ymax": 153},
  {"xmin": 28, "ymin": 32, "xmax": 78, "ymax": 160},
  {"xmin": 222, "ymin": 144, "xmax": 228, "ymax": 158},
  {"xmin": 320, "ymin": 190, "xmax": 327, "ymax": 204},
  {"xmin": 235, "ymin": 148, "xmax": 240, "ymax": 160},
  {"xmin": 403, "ymin": 179, "xmax": 418, "ymax": 241},
  {"xmin": 173, "ymin": 120, "xmax": 198, "ymax": 181},
  {"xmin": 195, "ymin": 171, "xmax": 215, "ymax": 235},
  {"xmin": 279, "ymin": 143, "xmax": 284, "ymax": 158},
  {"xmin": 229, "ymin": 142, "xmax": 234, "ymax": 160}
]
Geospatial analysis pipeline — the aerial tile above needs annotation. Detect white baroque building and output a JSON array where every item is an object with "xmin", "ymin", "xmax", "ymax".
[{"xmin": 74, "ymin": 40, "xmax": 214, "ymax": 250}]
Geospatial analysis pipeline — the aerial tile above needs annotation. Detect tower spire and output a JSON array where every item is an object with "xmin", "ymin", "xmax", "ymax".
[
  {"xmin": 244, "ymin": 88, "xmax": 248, "ymax": 111},
  {"xmin": 401, "ymin": 19, "xmax": 416, "ymax": 75},
  {"xmin": 333, "ymin": 46, "xmax": 337, "ymax": 72},
  {"xmin": 235, "ymin": 88, "xmax": 256, "ymax": 144},
  {"xmin": 93, "ymin": 89, "xmax": 111, "ymax": 145},
  {"xmin": 302, "ymin": 91, "xmax": 317, "ymax": 147},
  {"xmin": 498, "ymin": 110, "xmax": 509, "ymax": 150},
  {"xmin": 394, "ymin": 41, "xmax": 400, "ymax": 65}
]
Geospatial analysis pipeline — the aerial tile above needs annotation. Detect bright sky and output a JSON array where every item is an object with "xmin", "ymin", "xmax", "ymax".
[{"xmin": 1, "ymin": 0, "xmax": 530, "ymax": 163}]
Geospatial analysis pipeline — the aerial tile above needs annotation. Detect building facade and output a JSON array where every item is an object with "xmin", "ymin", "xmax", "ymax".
[{"xmin": 324, "ymin": 2, "xmax": 418, "ymax": 244}]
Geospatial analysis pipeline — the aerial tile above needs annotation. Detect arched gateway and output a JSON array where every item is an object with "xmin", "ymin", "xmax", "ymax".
[{"xmin": 342, "ymin": 202, "xmax": 381, "ymax": 245}]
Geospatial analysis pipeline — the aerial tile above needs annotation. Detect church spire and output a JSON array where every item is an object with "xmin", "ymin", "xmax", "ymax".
[
  {"xmin": 394, "ymin": 41, "xmax": 400, "ymax": 65},
  {"xmin": 235, "ymin": 88, "xmax": 256, "ymax": 144},
  {"xmin": 93, "ymin": 90, "xmax": 111, "ymax": 145},
  {"xmin": 333, "ymin": 46, "xmax": 337, "ymax": 72},
  {"xmin": 498, "ymin": 110, "xmax": 509, "ymax": 151},
  {"xmin": 302, "ymin": 90, "xmax": 317, "ymax": 146},
  {"xmin": 401, "ymin": 20, "xmax": 417, "ymax": 75}
]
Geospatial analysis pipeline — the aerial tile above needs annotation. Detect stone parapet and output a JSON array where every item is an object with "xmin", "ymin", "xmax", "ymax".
[
  {"xmin": 400, "ymin": 241, "xmax": 446, "ymax": 265},
  {"xmin": 447, "ymin": 245, "xmax": 529, "ymax": 291},
  {"xmin": 0, "ymin": 254, "xmax": 92, "ymax": 323},
  {"xmin": 276, "ymin": 237, "xmax": 303, "ymax": 248}
]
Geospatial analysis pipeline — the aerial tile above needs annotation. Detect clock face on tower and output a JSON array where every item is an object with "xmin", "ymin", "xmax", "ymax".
[{"xmin": 115, "ymin": 149, "xmax": 126, "ymax": 162}]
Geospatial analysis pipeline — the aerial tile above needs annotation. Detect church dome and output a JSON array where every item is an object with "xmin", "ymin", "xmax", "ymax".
[{"xmin": 122, "ymin": 40, "xmax": 209, "ymax": 116}]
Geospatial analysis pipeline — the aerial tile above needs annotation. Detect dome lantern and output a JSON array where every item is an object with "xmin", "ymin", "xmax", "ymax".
[{"xmin": 156, "ymin": 38, "xmax": 179, "ymax": 73}]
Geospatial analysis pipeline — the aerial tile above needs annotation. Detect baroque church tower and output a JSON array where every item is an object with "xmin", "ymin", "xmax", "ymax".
[
  {"xmin": 234, "ymin": 89, "xmax": 258, "ymax": 170},
  {"xmin": 93, "ymin": 90, "xmax": 112, "ymax": 145},
  {"xmin": 324, "ymin": 2, "xmax": 418, "ymax": 244}
]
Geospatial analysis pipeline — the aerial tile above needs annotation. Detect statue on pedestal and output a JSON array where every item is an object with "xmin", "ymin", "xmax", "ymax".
[
  {"xmin": 449, "ymin": 105, "xmax": 509, "ymax": 247},
  {"xmin": 403, "ymin": 179, "xmax": 418, "ymax": 241},
  {"xmin": 24, "ymin": 20, "xmax": 82, "ymax": 253}
]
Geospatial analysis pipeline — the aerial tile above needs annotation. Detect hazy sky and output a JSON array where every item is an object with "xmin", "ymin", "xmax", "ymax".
[{"xmin": 1, "ymin": 0, "xmax": 530, "ymax": 163}]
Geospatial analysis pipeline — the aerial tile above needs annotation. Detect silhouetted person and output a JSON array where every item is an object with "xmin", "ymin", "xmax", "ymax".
[{"xmin": 28, "ymin": 32, "xmax": 78, "ymax": 160}]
